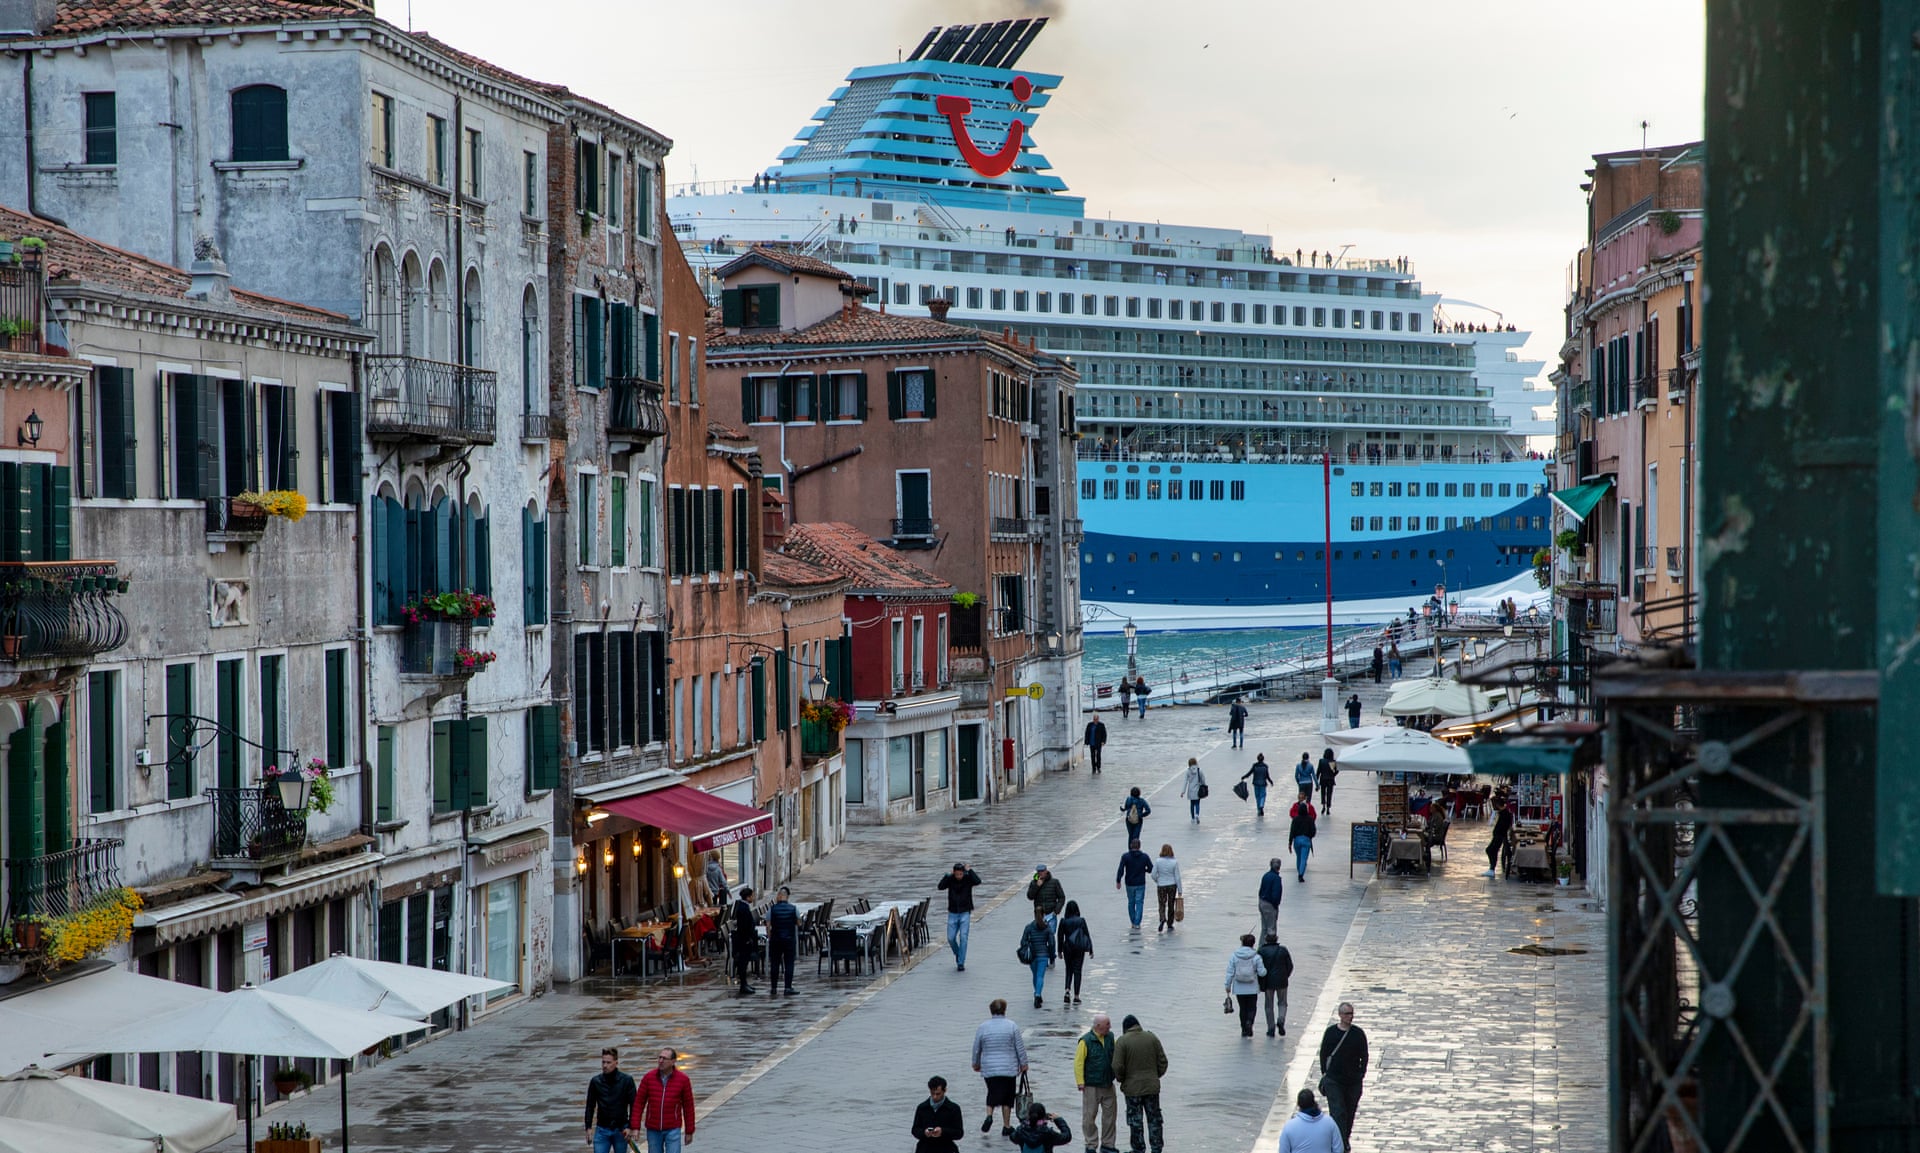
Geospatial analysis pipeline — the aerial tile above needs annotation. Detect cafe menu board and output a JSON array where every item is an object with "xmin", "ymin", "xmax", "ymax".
[
  {"xmin": 1350, "ymin": 822, "xmax": 1381, "ymax": 877},
  {"xmin": 1377, "ymin": 783, "xmax": 1408, "ymax": 833}
]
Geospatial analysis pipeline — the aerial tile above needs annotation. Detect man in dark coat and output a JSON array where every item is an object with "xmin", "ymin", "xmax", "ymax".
[
  {"xmin": 1084, "ymin": 715, "xmax": 1109, "ymax": 773},
  {"xmin": 730, "ymin": 886, "xmax": 759, "ymax": 996},
  {"xmin": 911, "ymin": 1075, "xmax": 965, "ymax": 1153},
  {"xmin": 1318, "ymin": 1003, "xmax": 1370, "ymax": 1149},
  {"xmin": 765, "ymin": 886, "xmax": 799, "ymax": 996}
]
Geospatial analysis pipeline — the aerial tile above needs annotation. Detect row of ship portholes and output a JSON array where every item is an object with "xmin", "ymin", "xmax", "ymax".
[{"xmin": 1085, "ymin": 547, "xmax": 1468, "ymax": 565}]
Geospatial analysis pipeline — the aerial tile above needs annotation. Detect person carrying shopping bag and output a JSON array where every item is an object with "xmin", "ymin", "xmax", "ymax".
[{"xmin": 1018, "ymin": 907, "xmax": 1057, "ymax": 1009}]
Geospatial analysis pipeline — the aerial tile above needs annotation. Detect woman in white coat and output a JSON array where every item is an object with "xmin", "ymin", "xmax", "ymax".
[
  {"xmin": 1180, "ymin": 757, "xmax": 1207, "ymax": 822},
  {"xmin": 1151, "ymin": 843, "xmax": 1183, "ymax": 932}
]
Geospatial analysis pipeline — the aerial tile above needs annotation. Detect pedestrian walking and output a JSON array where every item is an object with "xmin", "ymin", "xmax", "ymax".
[
  {"xmin": 1225, "ymin": 932, "xmax": 1267, "ymax": 1037},
  {"xmin": 1257, "ymin": 932, "xmax": 1295, "ymax": 1038},
  {"xmin": 1027, "ymin": 864, "xmax": 1067, "ymax": 938},
  {"xmin": 1258, "ymin": 858, "xmax": 1285, "ymax": 940},
  {"xmin": 972, "ymin": 999, "xmax": 1031, "ymax": 1137},
  {"xmin": 1118, "ymin": 679, "xmax": 1133, "ymax": 719},
  {"xmin": 1316, "ymin": 749, "xmax": 1338, "ymax": 813},
  {"xmin": 1085, "ymin": 715, "xmax": 1109, "ymax": 773},
  {"xmin": 1133, "ymin": 677, "xmax": 1151, "ymax": 718},
  {"xmin": 1485, "ymin": 802, "xmax": 1516, "ymax": 877},
  {"xmin": 1387, "ymin": 643, "xmax": 1403, "ymax": 680},
  {"xmin": 1277, "ymin": 1089, "xmax": 1344, "ymax": 1153},
  {"xmin": 1317, "ymin": 1004, "xmax": 1369, "ymax": 1151},
  {"xmin": 729, "ymin": 887, "xmax": 758, "ymax": 996},
  {"xmin": 703, "ymin": 855, "xmax": 729, "ymax": 907},
  {"xmin": 632, "ymin": 1048, "xmax": 697, "ymax": 1153},
  {"xmin": 1019, "ymin": 907, "xmax": 1057, "ymax": 1009},
  {"xmin": 584, "ymin": 1046, "xmax": 635, "ymax": 1153},
  {"xmin": 1241, "ymin": 753, "xmax": 1273, "ymax": 816},
  {"xmin": 1116, "ymin": 839, "xmax": 1154, "ymax": 928},
  {"xmin": 1345, "ymin": 694, "xmax": 1363, "ymax": 729},
  {"xmin": 1181, "ymin": 757, "xmax": 1207, "ymax": 822},
  {"xmin": 939, "ymin": 862, "xmax": 983, "ymax": 971},
  {"xmin": 1111, "ymin": 1014, "xmax": 1168, "ymax": 1153},
  {"xmin": 1370, "ymin": 646, "xmax": 1383, "ymax": 684},
  {"xmin": 1075, "ymin": 1013, "xmax": 1119, "ymax": 1153},
  {"xmin": 1120, "ymin": 788, "xmax": 1151, "ymax": 843},
  {"xmin": 1227, "ymin": 700, "xmax": 1247, "ymax": 748},
  {"xmin": 1152, "ymin": 844, "xmax": 1183, "ymax": 932},
  {"xmin": 1290, "ymin": 796, "xmax": 1318, "ymax": 881},
  {"xmin": 766, "ymin": 885, "xmax": 799, "ymax": 996},
  {"xmin": 1294, "ymin": 752, "xmax": 1315, "ymax": 797},
  {"xmin": 1056, "ymin": 900, "xmax": 1094, "ymax": 1005},
  {"xmin": 1010, "ymin": 1103, "xmax": 1074, "ymax": 1152},
  {"xmin": 913, "ymin": 1075, "xmax": 965, "ymax": 1153}
]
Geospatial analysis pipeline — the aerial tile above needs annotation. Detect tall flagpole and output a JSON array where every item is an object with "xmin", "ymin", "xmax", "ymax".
[{"xmin": 1324, "ymin": 452, "xmax": 1334, "ymax": 677}]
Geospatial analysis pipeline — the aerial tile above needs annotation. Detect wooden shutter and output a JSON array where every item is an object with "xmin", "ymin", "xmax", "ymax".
[
  {"xmin": 432, "ymin": 499, "xmax": 454, "ymax": 593},
  {"xmin": 572, "ymin": 639, "xmax": 590, "ymax": 752},
  {"xmin": 754, "ymin": 286, "xmax": 781, "ymax": 328},
  {"xmin": 839, "ymin": 629, "xmax": 854, "ymax": 696},
  {"xmin": 193, "ymin": 374, "xmax": 219, "ymax": 499},
  {"xmin": 88, "ymin": 671, "xmax": 114, "ymax": 813},
  {"xmin": 371, "ymin": 495, "xmax": 391, "ymax": 622},
  {"xmin": 432, "ymin": 720, "xmax": 452, "ymax": 813},
  {"xmin": 924, "ymin": 373, "xmax": 938, "ymax": 419},
  {"xmin": 822, "ymin": 639, "xmax": 841, "ymax": 701},
  {"xmin": 643, "ymin": 312, "xmax": 660, "ymax": 381},
  {"xmin": 43, "ymin": 465, "xmax": 70, "ymax": 561},
  {"xmin": 375, "ymin": 725, "xmax": 395, "ymax": 822},
  {"xmin": 324, "ymin": 649, "xmax": 347, "ymax": 768},
  {"xmin": 707, "ymin": 489, "xmax": 723, "ymax": 575},
  {"xmin": 6, "ymin": 702, "xmax": 42, "ymax": 857},
  {"xmin": 98, "ymin": 367, "xmax": 136, "ymax": 498},
  {"xmin": 528, "ymin": 704, "xmax": 559, "ymax": 793},
  {"xmin": 854, "ymin": 372, "xmax": 869, "ymax": 421},
  {"xmin": 750, "ymin": 656, "xmax": 767, "ymax": 743},
  {"xmin": 532, "ymin": 513, "xmax": 548, "ymax": 623},
  {"xmin": 732, "ymin": 487, "xmax": 749, "ymax": 571},
  {"xmin": 336, "ymin": 392, "xmax": 363, "ymax": 503},
  {"xmin": 740, "ymin": 376, "xmax": 755, "ymax": 424},
  {"xmin": 465, "ymin": 716, "xmax": 489, "ymax": 809},
  {"xmin": 647, "ymin": 632, "xmax": 668, "ymax": 741},
  {"xmin": 586, "ymin": 301, "xmax": 605, "ymax": 389},
  {"xmin": 721, "ymin": 288, "xmax": 743, "ymax": 328},
  {"xmin": 387, "ymin": 496, "xmax": 411, "ymax": 621},
  {"xmin": 0, "ymin": 463, "xmax": 36, "ymax": 562},
  {"xmin": 521, "ymin": 505, "xmax": 536, "ymax": 624},
  {"xmin": 165, "ymin": 664, "xmax": 193, "ymax": 800},
  {"xmin": 668, "ymin": 487, "xmax": 687, "ymax": 575},
  {"xmin": 474, "ymin": 511, "xmax": 492, "ymax": 599},
  {"xmin": 572, "ymin": 296, "xmax": 586, "ymax": 387},
  {"xmin": 41, "ymin": 718, "xmax": 68, "ymax": 856},
  {"xmin": 215, "ymin": 659, "xmax": 242, "ymax": 790},
  {"xmin": 775, "ymin": 650, "xmax": 791, "ymax": 733},
  {"xmin": 610, "ymin": 477, "xmax": 626, "ymax": 568},
  {"xmin": 886, "ymin": 370, "xmax": 903, "ymax": 420},
  {"xmin": 259, "ymin": 655, "xmax": 281, "ymax": 777}
]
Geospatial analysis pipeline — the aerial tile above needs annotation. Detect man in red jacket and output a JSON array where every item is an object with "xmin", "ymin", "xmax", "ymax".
[{"xmin": 633, "ymin": 1047, "xmax": 697, "ymax": 1152}]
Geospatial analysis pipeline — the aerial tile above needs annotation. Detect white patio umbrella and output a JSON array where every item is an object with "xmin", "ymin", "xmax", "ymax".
[
  {"xmin": 1381, "ymin": 677, "xmax": 1495, "ymax": 719},
  {"xmin": 264, "ymin": 955, "xmax": 510, "ymax": 1020},
  {"xmin": 0, "ymin": 1068, "xmax": 235, "ymax": 1153},
  {"xmin": 0, "ymin": 968, "xmax": 221, "ymax": 1077},
  {"xmin": 69, "ymin": 986, "xmax": 424, "ymax": 1153},
  {"xmin": 1337, "ymin": 727, "xmax": 1473, "ymax": 775},
  {"xmin": 1326, "ymin": 723, "xmax": 1402, "ymax": 749},
  {"xmin": 0, "ymin": 1114, "xmax": 155, "ymax": 1153}
]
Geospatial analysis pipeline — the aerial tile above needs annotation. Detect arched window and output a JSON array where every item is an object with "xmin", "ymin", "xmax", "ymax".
[
  {"xmin": 230, "ymin": 85, "xmax": 288, "ymax": 163},
  {"xmin": 401, "ymin": 253, "xmax": 424, "ymax": 357},
  {"xmin": 521, "ymin": 286, "xmax": 542, "ymax": 419},
  {"xmin": 370, "ymin": 245, "xmax": 398, "ymax": 354},
  {"xmin": 461, "ymin": 267, "xmax": 483, "ymax": 367},
  {"xmin": 427, "ymin": 259, "xmax": 450, "ymax": 362},
  {"xmin": 522, "ymin": 499, "xmax": 548, "ymax": 625}
]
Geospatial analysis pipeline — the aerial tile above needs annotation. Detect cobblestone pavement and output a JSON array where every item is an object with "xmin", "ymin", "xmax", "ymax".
[{"xmin": 207, "ymin": 676, "xmax": 1605, "ymax": 1153}]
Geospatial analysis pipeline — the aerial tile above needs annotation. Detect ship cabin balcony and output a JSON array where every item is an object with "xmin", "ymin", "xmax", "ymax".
[{"xmin": 365, "ymin": 355, "xmax": 497, "ymax": 445}]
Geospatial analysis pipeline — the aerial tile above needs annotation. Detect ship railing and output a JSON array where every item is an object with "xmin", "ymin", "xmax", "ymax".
[
  {"xmin": 1079, "ymin": 622, "xmax": 1414, "ymax": 709},
  {"xmin": 1072, "ymin": 446, "xmax": 1545, "ymax": 468}
]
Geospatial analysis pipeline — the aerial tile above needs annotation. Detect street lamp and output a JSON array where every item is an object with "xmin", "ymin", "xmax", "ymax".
[
  {"xmin": 271, "ymin": 764, "xmax": 311, "ymax": 812},
  {"xmin": 806, "ymin": 671, "xmax": 830, "ymax": 703},
  {"xmin": 1123, "ymin": 619, "xmax": 1139, "ymax": 679},
  {"xmin": 1473, "ymin": 637, "xmax": 1489, "ymax": 662}
]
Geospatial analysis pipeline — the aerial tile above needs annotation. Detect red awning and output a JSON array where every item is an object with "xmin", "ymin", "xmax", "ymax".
[{"xmin": 601, "ymin": 785, "xmax": 772, "ymax": 852}]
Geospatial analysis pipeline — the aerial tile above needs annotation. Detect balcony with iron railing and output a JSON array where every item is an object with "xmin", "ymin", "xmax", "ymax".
[
  {"xmin": 365, "ymin": 355, "xmax": 497, "ymax": 444},
  {"xmin": 1665, "ymin": 365, "xmax": 1691, "ymax": 403},
  {"xmin": 0, "ymin": 561, "xmax": 129, "ymax": 662},
  {"xmin": 205, "ymin": 495, "xmax": 269, "ymax": 544},
  {"xmin": 608, "ymin": 377, "xmax": 667, "ymax": 446},
  {"xmin": 0, "ymin": 252, "xmax": 46, "ymax": 354},
  {"xmin": 890, "ymin": 518, "xmax": 937, "ymax": 550},
  {"xmin": 399, "ymin": 619, "xmax": 482, "ymax": 679},
  {"xmin": 1666, "ymin": 545, "xmax": 1687, "ymax": 579},
  {"xmin": 2, "ymin": 837, "xmax": 123, "ymax": 923},
  {"xmin": 207, "ymin": 787, "xmax": 307, "ymax": 864},
  {"xmin": 801, "ymin": 717, "xmax": 841, "ymax": 761},
  {"xmin": 1632, "ymin": 375, "xmax": 1659, "ymax": 408},
  {"xmin": 991, "ymin": 516, "xmax": 1035, "ymax": 540}
]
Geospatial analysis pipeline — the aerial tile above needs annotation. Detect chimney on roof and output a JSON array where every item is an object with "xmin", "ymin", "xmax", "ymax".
[
  {"xmin": 186, "ymin": 236, "xmax": 232, "ymax": 305},
  {"xmin": 0, "ymin": 0, "xmax": 56, "ymax": 35},
  {"xmin": 927, "ymin": 297, "xmax": 951, "ymax": 322}
]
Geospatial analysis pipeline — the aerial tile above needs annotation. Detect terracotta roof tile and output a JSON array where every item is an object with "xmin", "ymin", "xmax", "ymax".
[
  {"xmin": 49, "ymin": 0, "xmax": 368, "ymax": 36},
  {"xmin": 782, "ymin": 523, "xmax": 953, "ymax": 596},
  {"xmin": 707, "ymin": 303, "xmax": 1014, "ymax": 350},
  {"xmin": 716, "ymin": 246, "xmax": 857, "ymax": 283},
  {"xmin": 761, "ymin": 552, "xmax": 844, "ymax": 590},
  {"xmin": 0, "ymin": 206, "xmax": 353, "ymax": 326}
]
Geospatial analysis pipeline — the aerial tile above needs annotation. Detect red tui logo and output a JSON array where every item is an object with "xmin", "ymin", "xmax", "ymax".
[{"xmin": 935, "ymin": 75, "xmax": 1033, "ymax": 178}]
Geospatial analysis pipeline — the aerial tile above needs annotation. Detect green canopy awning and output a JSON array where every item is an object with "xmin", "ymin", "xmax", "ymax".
[
  {"xmin": 1466, "ymin": 740, "xmax": 1580, "ymax": 777},
  {"xmin": 1549, "ymin": 479, "xmax": 1614, "ymax": 523}
]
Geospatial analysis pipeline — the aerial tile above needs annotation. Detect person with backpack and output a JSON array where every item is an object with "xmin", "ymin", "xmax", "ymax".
[
  {"xmin": 1241, "ymin": 753, "xmax": 1274, "ymax": 817},
  {"xmin": 1226, "ymin": 699, "xmax": 1248, "ymax": 748},
  {"xmin": 1224, "ymin": 932, "xmax": 1268, "ymax": 1038},
  {"xmin": 1294, "ymin": 753, "xmax": 1316, "ymax": 797},
  {"xmin": 1056, "ymin": 900, "xmax": 1094, "ymax": 1006},
  {"xmin": 1018, "ymin": 907, "xmax": 1057, "ymax": 1009},
  {"xmin": 1115, "ymin": 839, "xmax": 1155, "ymax": 929},
  {"xmin": 1316, "ymin": 749, "xmax": 1339, "ymax": 813},
  {"xmin": 1007, "ymin": 1102, "xmax": 1074, "ymax": 1152},
  {"xmin": 1290, "ymin": 793, "xmax": 1319, "ymax": 882},
  {"xmin": 1258, "ymin": 931, "xmax": 1296, "ymax": 1038},
  {"xmin": 1120, "ymin": 788, "xmax": 1151, "ymax": 844},
  {"xmin": 1181, "ymin": 757, "xmax": 1207, "ymax": 822}
]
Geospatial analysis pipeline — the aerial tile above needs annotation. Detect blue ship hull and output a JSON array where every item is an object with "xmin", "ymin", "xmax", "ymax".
[{"xmin": 1076, "ymin": 459, "xmax": 1550, "ymax": 632}]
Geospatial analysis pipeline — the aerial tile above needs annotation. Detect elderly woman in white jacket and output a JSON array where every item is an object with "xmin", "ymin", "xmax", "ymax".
[{"xmin": 1151, "ymin": 843, "xmax": 1183, "ymax": 932}]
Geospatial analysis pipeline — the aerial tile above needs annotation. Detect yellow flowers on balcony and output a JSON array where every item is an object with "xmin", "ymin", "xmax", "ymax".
[
  {"xmin": 236, "ymin": 490, "xmax": 309, "ymax": 522},
  {"xmin": 41, "ymin": 887, "xmax": 142, "ymax": 968}
]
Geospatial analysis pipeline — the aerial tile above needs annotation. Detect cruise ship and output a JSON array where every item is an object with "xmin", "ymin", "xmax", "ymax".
[{"xmin": 669, "ymin": 19, "xmax": 1552, "ymax": 633}]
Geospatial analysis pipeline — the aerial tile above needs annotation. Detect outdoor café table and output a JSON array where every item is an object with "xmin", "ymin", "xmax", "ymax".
[
  {"xmin": 613, "ymin": 921, "xmax": 671, "ymax": 973},
  {"xmin": 1385, "ymin": 835, "xmax": 1427, "ymax": 874},
  {"xmin": 832, "ymin": 908, "xmax": 897, "ymax": 967},
  {"xmin": 1512, "ymin": 843, "xmax": 1551, "ymax": 875}
]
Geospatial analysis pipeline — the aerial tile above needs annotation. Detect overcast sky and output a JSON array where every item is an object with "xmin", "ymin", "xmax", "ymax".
[{"xmin": 380, "ymin": 0, "xmax": 1705, "ymax": 372}]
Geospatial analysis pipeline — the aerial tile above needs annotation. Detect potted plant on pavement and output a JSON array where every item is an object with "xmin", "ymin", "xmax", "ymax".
[
  {"xmin": 270, "ymin": 1066, "xmax": 312, "ymax": 1097},
  {"xmin": 1556, "ymin": 860, "xmax": 1574, "ymax": 887}
]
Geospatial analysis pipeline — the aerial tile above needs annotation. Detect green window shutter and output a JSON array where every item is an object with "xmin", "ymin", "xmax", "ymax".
[
  {"xmin": 740, "ymin": 376, "xmax": 755, "ymax": 423},
  {"xmin": 572, "ymin": 296, "xmax": 586, "ymax": 387},
  {"xmin": 886, "ymin": 370, "xmax": 903, "ymax": 420},
  {"xmin": 732, "ymin": 487, "xmax": 748, "ymax": 571},
  {"xmin": 855, "ymin": 372, "xmax": 869, "ymax": 420},
  {"xmin": 432, "ymin": 499, "xmax": 454, "ymax": 593},
  {"xmin": 776, "ymin": 376, "xmax": 794, "ymax": 423},
  {"xmin": 88, "ymin": 671, "xmax": 114, "ymax": 814},
  {"xmin": 755, "ymin": 286, "xmax": 781, "ymax": 328},
  {"xmin": 689, "ymin": 487, "xmax": 706, "ymax": 574},
  {"xmin": 610, "ymin": 477, "xmax": 626, "ymax": 567},
  {"xmin": 431, "ymin": 720, "xmax": 452, "ymax": 814},
  {"xmin": 0, "ymin": 463, "xmax": 34, "ymax": 562},
  {"xmin": 338, "ymin": 392, "xmax": 363, "ymax": 503},
  {"xmin": 165, "ymin": 664, "xmax": 194, "ymax": 800},
  {"xmin": 669, "ymin": 487, "xmax": 687, "ymax": 576},
  {"xmin": 775, "ymin": 650, "xmax": 791, "ymax": 733},
  {"xmin": 707, "ymin": 489, "xmax": 724, "ymax": 576},
  {"xmin": 215, "ymin": 658, "xmax": 242, "ymax": 791},
  {"xmin": 839, "ymin": 629, "xmax": 854, "ymax": 695},
  {"xmin": 822, "ymin": 639, "xmax": 841, "ymax": 700},
  {"xmin": 533, "ymin": 513, "xmax": 548, "ymax": 624},
  {"xmin": 572, "ymin": 639, "xmax": 590, "ymax": 752},
  {"xmin": 647, "ymin": 632, "xmax": 668, "ymax": 741},
  {"xmin": 750, "ymin": 656, "xmax": 767, "ymax": 743},
  {"xmin": 386, "ymin": 496, "xmax": 409, "ymax": 623},
  {"xmin": 194, "ymin": 375, "xmax": 220, "ymax": 499},
  {"xmin": 259, "ymin": 654, "xmax": 281, "ymax": 776},
  {"xmin": 43, "ymin": 466, "xmax": 68, "ymax": 562},
  {"xmin": 644, "ymin": 312, "xmax": 660, "ymax": 381},
  {"xmin": 465, "ymin": 716, "xmax": 489, "ymax": 809},
  {"xmin": 98, "ymin": 367, "xmax": 137, "ymax": 498},
  {"xmin": 639, "ymin": 480, "xmax": 655, "ymax": 567},
  {"xmin": 924, "ymin": 374, "xmax": 938, "ymax": 419},
  {"xmin": 41, "ymin": 718, "xmax": 68, "ymax": 855},
  {"xmin": 721, "ymin": 288, "xmax": 743, "ymax": 328},
  {"xmin": 521, "ymin": 505, "xmax": 535, "ymax": 623},
  {"xmin": 475, "ymin": 512, "xmax": 492, "ymax": 599},
  {"xmin": 324, "ymin": 649, "xmax": 347, "ymax": 768},
  {"xmin": 586, "ymin": 301, "xmax": 605, "ymax": 389},
  {"xmin": 6, "ymin": 701, "xmax": 43, "ymax": 858},
  {"xmin": 375, "ymin": 725, "xmax": 395, "ymax": 822},
  {"xmin": 529, "ymin": 704, "xmax": 559, "ymax": 792}
]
